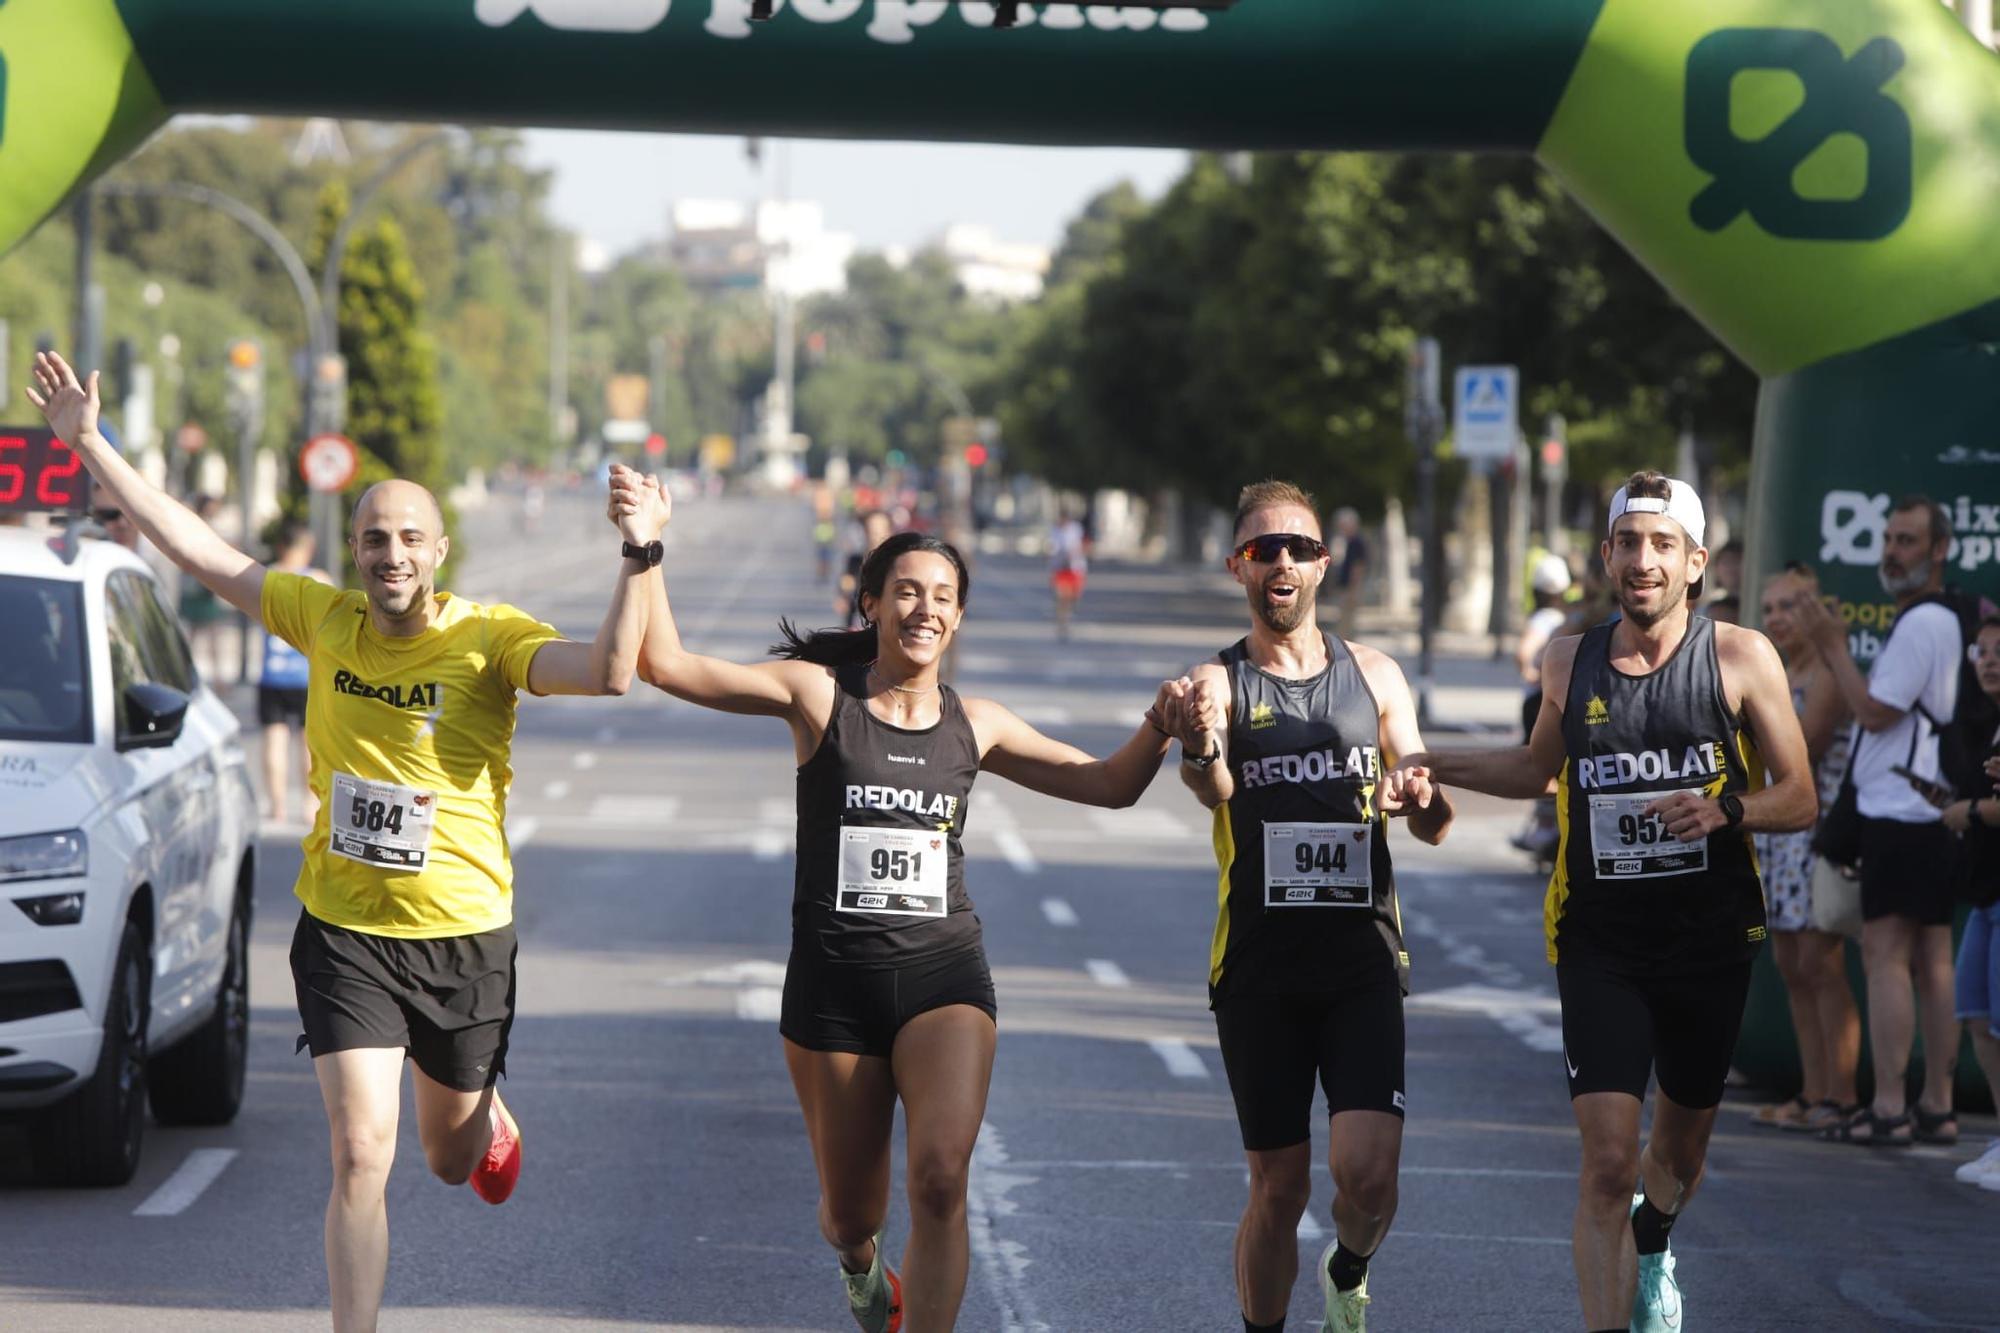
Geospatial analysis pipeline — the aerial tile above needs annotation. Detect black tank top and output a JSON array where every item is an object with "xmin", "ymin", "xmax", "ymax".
[
  {"xmin": 1552, "ymin": 616, "xmax": 1766, "ymax": 974},
  {"xmin": 794, "ymin": 664, "xmax": 982, "ymax": 965},
  {"xmin": 1210, "ymin": 634, "xmax": 1408, "ymax": 1000}
]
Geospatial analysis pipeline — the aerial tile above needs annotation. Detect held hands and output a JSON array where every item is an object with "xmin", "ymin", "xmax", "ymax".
[
  {"xmin": 1153, "ymin": 676, "xmax": 1221, "ymax": 753},
  {"xmin": 606, "ymin": 463, "xmax": 672, "ymax": 546},
  {"xmin": 1644, "ymin": 790, "xmax": 1727, "ymax": 842},
  {"xmin": 25, "ymin": 352, "xmax": 101, "ymax": 448},
  {"xmin": 1379, "ymin": 757, "xmax": 1435, "ymax": 816}
]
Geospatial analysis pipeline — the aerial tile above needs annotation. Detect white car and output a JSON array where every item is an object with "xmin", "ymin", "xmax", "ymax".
[{"xmin": 0, "ymin": 526, "xmax": 256, "ymax": 1185}]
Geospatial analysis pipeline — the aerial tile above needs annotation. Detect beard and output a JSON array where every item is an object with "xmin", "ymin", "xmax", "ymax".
[
  {"xmin": 1254, "ymin": 581, "xmax": 1315, "ymax": 634},
  {"xmin": 1615, "ymin": 577, "xmax": 1685, "ymax": 628},
  {"xmin": 1879, "ymin": 556, "xmax": 1932, "ymax": 596},
  {"xmin": 369, "ymin": 574, "xmax": 428, "ymax": 619}
]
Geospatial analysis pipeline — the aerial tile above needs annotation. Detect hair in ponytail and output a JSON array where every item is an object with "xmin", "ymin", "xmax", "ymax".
[{"xmin": 771, "ymin": 530, "xmax": 972, "ymax": 666}]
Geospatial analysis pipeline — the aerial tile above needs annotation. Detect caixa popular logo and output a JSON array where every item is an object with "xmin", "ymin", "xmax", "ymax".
[
  {"xmin": 1821, "ymin": 490, "xmax": 2000, "ymax": 573},
  {"xmin": 475, "ymin": 0, "xmax": 1207, "ymax": 42},
  {"xmin": 1684, "ymin": 29, "xmax": 1911, "ymax": 241}
]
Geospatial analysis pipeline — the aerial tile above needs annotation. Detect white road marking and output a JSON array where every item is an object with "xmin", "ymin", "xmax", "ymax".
[
  {"xmin": 735, "ymin": 987, "xmax": 783, "ymax": 1022},
  {"xmin": 751, "ymin": 829, "xmax": 791, "ymax": 861},
  {"xmin": 967, "ymin": 1122, "xmax": 1051, "ymax": 1333},
  {"xmin": 1402, "ymin": 907, "xmax": 1568, "ymax": 1055},
  {"xmin": 542, "ymin": 779, "xmax": 571, "ymax": 801},
  {"xmin": 587, "ymin": 795, "xmax": 681, "ymax": 824},
  {"xmin": 758, "ymin": 798, "xmax": 793, "ymax": 825},
  {"xmin": 506, "ymin": 816, "xmax": 539, "ymax": 848},
  {"xmin": 994, "ymin": 830, "xmax": 1039, "ymax": 875},
  {"xmin": 1012, "ymin": 704, "xmax": 1073, "ymax": 727},
  {"xmin": 1090, "ymin": 808, "xmax": 1197, "ymax": 841},
  {"xmin": 1146, "ymin": 1037, "xmax": 1208, "ymax": 1080},
  {"xmin": 1297, "ymin": 1210, "xmax": 1325, "ymax": 1242},
  {"xmin": 1040, "ymin": 897, "xmax": 1078, "ymax": 927},
  {"xmin": 1085, "ymin": 959, "xmax": 1131, "ymax": 988},
  {"xmin": 1012, "ymin": 1159, "xmax": 1571, "ymax": 1180},
  {"xmin": 678, "ymin": 959, "xmax": 790, "ymax": 987},
  {"xmin": 133, "ymin": 1149, "xmax": 238, "ymax": 1217},
  {"xmin": 573, "ymin": 751, "xmax": 598, "ymax": 770}
]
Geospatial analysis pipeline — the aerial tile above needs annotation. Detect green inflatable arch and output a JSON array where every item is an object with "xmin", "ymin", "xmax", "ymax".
[{"xmin": 8, "ymin": 0, "xmax": 1997, "ymax": 1093}]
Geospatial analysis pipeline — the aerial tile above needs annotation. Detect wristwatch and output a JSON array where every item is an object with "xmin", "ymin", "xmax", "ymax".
[
  {"xmin": 621, "ymin": 539, "xmax": 663, "ymax": 568},
  {"xmin": 1183, "ymin": 744, "xmax": 1221, "ymax": 771},
  {"xmin": 1719, "ymin": 793, "xmax": 1745, "ymax": 827}
]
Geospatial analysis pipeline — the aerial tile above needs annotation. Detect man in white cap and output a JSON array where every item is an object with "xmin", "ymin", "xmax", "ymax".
[{"xmin": 1381, "ymin": 470, "xmax": 1816, "ymax": 1333}]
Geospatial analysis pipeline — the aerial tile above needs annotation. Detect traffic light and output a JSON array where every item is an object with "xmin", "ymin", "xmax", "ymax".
[
  {"xmin": 310, "ymin": 353, "xmax": 347, "ymax": 434},
  {"xmin": 644, "ymin": 432, "xmax": 667, "ymax": 458},
  {"xmin": 1539, "ymin": 412, "xmax": 1568, "ymax": 479},
  {"xmin": 225, "ymin": 338, "xmax": 264, "ymax": 439},
  {"xmin": 964, "ymin": 442, "xmax": 989, "ymax": 468},
  {"xmin": 110, "ymin": 338, "xmax": 136, "ymax": 408}
]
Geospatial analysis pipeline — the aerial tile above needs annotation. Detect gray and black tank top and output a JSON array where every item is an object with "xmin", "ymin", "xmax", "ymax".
[
  {"xmin": 794, "ymin": 664, "xmax": 982, "ymax": 965},
  {"xmin": 1551, "ymin": 616, "xmax": 1766, "ymax": 974},
  {"xmin": 1209, "ymin": 633, "xmax": 1408, "ymax": 1000}
]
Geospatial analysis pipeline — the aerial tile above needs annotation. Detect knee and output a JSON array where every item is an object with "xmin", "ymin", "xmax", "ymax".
[
  {"xmin": 330, "ymin": 1123, "xmax": 396, "ymax": 1191},
  {"xmin": 1246, "ymin": 1165, "xmax": 1311, "ymax": 1224},
  {"xmin": 820, "ymin": 1196, "xmax": 882, "ymax": 1252},
  {"xmin": 1578, "ymin": 1147, "xmax": 1639, "ymax": 1210},
  {"xmin": 1332, "ymin": 1161, "xmax": 1396, "ymax": 1221},
  {"xmin": 425, "ymin": 1139, "xmax": 475, "ymax": 1187},
  {"xmin": 905, "ymin": 1149, "xmax": 971, "ymax": 1223}
]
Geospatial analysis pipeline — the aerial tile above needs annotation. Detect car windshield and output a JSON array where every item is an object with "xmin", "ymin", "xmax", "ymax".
[{"xmin": 0, "ymin": 575, "xmax": 90, "ymax": 744}]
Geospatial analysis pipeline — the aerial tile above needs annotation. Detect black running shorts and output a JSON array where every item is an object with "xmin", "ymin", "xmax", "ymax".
[
  {"xmin": 289, "ymin": 909, "xmax": 516, "ymax": 1092},
  {"xmin": 257, "ymin": 685, "xmax": 308, "ymax": 728},
  {"xmin": 1859, "ymin": 816, "xmax": 1960, "ymax": 926},
  {"xmin": 780, "ymin": 943, "xmax": 996, "ymax": 1058},
  {"xmin": 1555, "ymin": 957, "xmax": 1753, "ymax": 1109},
  {"xmin": 1213, "ymin": 979, "xmax": 1406, "ymax": 1152}
]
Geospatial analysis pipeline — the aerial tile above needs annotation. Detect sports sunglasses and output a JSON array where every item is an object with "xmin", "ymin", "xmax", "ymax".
[{"xmin": 1234, "ymin": 533, "xmax": 1328, "ymax": 563}]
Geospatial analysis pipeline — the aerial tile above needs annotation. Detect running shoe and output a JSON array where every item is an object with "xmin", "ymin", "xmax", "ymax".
[
  {"xmin": 1631, "ymin": 1193, "xmax": 1682, "ymax": 1333},
  {"xmin": 1954, "ymin": 1138, "xmax": 2000, "ymax": 1186},
  {"xmin": 470, "ymin": 1098, "xmax": 522, "ymax": 1205},
  {"xmin": 1318, "ymin": 1238, "xmax": 1370, "ymax": 1333},
  {"xmin": 842, "ymin": 1231, "xmax": 903, "ymax": 1333}
]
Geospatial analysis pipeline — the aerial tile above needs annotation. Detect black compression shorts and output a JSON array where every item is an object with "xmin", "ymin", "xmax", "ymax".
[
  {"xmin": 289, "ymin": 909, "xmax": 516, "ymax": 1092},
  {"xmin": 1555, "ymin": 957, "xmax": 1753, "ymax": 1108},
  {"xmin": 780, "ymin": 942, "xmax": 996, "ymax": 1058},
  {"xmin": 1213, "ymin": 979, "xmax": 1406, "ymax": 1152},
  {"xmin": 257, "ymin": 685, "xmax": 308, "ymax": 728}
]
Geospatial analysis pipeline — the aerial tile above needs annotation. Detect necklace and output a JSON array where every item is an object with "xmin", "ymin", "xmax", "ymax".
[{"xmin": 869, "ymin": 665, "xmax": 938, "ymax": 698}]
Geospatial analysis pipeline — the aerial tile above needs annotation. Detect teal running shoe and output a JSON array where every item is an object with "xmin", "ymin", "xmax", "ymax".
[
  {"xmin": 1631, "ymin": 1193, "xmax": 1683, "ymax": 1332},
  {"xmin": 1318, "ymin": 1238, "xmax": 1371, "ymax": 1333},
  {"xmin": 841, "ymin": 1231, "xmax": 903, "ymax": 1333}
]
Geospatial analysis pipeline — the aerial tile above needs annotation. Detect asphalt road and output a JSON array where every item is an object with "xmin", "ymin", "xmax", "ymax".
[{"xmin": 2, "ymin": 488, "xmax": 1994, "ymax": 1332}]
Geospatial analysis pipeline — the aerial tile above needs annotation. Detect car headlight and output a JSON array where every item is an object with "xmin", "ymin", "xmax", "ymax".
[{"xmin": 0, "ymin": 830, "xmax": 88, "ymax": 885}]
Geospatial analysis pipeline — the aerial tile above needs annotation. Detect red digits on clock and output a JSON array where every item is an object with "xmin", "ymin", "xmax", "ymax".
[
  {"xmin": 0, "ymin": 436, "xmax": 24, "ymax": 504},
  {"xmin": 35, "ymin": 440, "xmax": 83, "ymax": 505}
]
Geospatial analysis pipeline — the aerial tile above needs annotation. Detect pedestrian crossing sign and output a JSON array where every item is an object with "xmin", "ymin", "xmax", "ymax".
[{"xmin": 1452, "ymin": 365, "xmax": 1518, "ymax": 461}]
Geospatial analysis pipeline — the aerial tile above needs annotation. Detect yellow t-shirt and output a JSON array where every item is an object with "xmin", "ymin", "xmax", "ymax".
[{"xmin": 261, "ymin": 571, "xmax": 561, "ymax": 938}]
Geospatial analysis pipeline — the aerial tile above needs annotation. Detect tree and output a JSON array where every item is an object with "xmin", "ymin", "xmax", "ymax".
[{"xmin": 337, "ymin": 214, "xmax": 446, "ymax": 504}]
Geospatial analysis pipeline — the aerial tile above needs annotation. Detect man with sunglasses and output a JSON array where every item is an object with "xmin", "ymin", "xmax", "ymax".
[
  {"xmin": 29, "ymin": 349, "xmax": 656, "ymax": 1333},
  {"xmin": 1162, "ymin": 480, "xmax": 1452, "ymax": 1333},
  {"xmin": 1382, "ymin": 471, "xmax": 1816, "ymax": 1333}
]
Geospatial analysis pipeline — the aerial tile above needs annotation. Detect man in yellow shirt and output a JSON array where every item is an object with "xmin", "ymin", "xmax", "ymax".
[{"xmin": 32, "ymin": 352, "xmax": 659, "ymax": 1333}]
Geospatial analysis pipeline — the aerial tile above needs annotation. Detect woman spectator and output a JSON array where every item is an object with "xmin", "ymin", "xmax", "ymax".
[
  {"xmin": 1749, "ymin": 565, "xmax": 1863, "ymax": 1132},
  {"xmin": 1943, "ymin": 616, "xmax": 2000, "ymax": 1189}
]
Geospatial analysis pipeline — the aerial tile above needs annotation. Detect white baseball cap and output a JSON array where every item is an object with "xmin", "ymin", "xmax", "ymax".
[
  {"xmin": 1531, "ymin": 552, "xmax": 1573, "ymax": 595},
  {"xmin": 1607, "ymin": 477, "xmax": 1706, "ymax": 549}
]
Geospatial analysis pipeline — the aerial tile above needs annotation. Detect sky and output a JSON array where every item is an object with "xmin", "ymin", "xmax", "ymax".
[{"xmin": 519, "ymin": 129, "xmax": 1189, "ymax": 259}]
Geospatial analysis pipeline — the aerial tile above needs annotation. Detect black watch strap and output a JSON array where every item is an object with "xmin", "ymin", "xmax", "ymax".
[
  {"xmin": 1720, "ymin": 792, "xmax": 1745, "ymax": 827},
  {"xmin": 621, "ymin": 539, "xmax": 663, "ymax": 568}
]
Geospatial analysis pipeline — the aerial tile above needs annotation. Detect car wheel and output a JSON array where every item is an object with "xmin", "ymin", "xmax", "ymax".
[
  {"xmin": 149, "ymin": 891, "xmax": 249, "ymax": 1127},
  {"xmin": 31, "ymin": 919, "xmax": 150, "ymax": 1187}
]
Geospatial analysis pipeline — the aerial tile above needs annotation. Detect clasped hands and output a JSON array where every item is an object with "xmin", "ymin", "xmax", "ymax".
[{"xmin": 605, "ymin": 463, "xmax": 672, "ymax": 547}]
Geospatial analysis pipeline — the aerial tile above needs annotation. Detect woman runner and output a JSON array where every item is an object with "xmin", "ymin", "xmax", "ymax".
[{"xmin": 607, "ymin": 466, "xmax": 1180, "ymax": 1331}]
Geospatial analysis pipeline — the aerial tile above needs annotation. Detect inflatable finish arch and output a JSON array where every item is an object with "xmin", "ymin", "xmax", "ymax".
[{"xmin": 7, "ymin": 0, "xmax": 1998, "ymax": 1086}]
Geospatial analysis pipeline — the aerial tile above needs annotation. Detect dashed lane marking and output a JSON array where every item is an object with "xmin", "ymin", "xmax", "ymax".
[
  {"xmin": 573, "ymin": 751, "xmax": 598, "ymax": 771},
  {"xmin": 1040, "ymin": 898, "xmax": 1078, "ymax": 927},
  {"xmin": 542, "ymin": 779, "xmax": 571, "ymax": 801},
  {"xmin": 994, "ymin": 831, "xmax": 1039, "ymax": 875},
  {"xmin": 133, "ymin": 1149, "xmax": 238, "ymax": 1217},
  {"xmin": 506, "ymin": 816, "xmax": 539, "ymax": 848},
  {"xmin": 1146, "ymin": 1037, "xmax": 1208, "ymax": 1080},
  {"xmin": 1085, "ymin": 959, "xmax": 1131, "ymax": 988}
]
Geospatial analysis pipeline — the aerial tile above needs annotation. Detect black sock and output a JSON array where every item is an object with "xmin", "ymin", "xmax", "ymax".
[
  {"xmin": 1325, "ymin": 1240, "xmax": 1371, "ymax": 1293},
  {"xmin": 1630, "ymin": 1196, "xmax": 1678, "ymax": 1256},
  {"xmin": 1243, "ymin": 1318, "xmax": 1285, "ymax": 1333}
]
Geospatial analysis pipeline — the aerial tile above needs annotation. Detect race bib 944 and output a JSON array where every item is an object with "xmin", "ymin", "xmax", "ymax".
[{"xmin": 1262, "ymin": 821, "xmax": 1373, "ymax": 907}]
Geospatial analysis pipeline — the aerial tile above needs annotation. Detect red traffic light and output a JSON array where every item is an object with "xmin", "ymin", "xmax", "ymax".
[
  {"xmin": 964, "ymin": 442, "xmax": 989, "ymax": 468},
  {"xmin": 1540, "ymin": 438, "xmax": 1565, "ymax": 469},
  {"xmin": 644, "ymin": 433, "xmax": 667, "ymax": 457}
]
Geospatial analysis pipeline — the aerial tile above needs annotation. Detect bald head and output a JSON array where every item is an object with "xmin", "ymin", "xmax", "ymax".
[{"xmin": 351, "ymin": 479, "xmax": 444, "ymax": 540}]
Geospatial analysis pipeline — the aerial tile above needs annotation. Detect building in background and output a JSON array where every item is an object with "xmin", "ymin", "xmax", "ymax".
[
  {"xmin": 666, "ymin": 199, "xmax": 853, "ymax": 298},
  {"xmin": 930, "ymin": 223, "xmax": 1050, "ymax": 303}
]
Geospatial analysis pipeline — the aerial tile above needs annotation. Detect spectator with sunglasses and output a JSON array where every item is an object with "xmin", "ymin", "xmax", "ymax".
[
  {"xmin": 607, "ymin": 464, "xmax": 1181, "ymax": 1333},
  {"xmin": 1159, "ymin": 479, "xmax": 1452, "ymax": 1333}
]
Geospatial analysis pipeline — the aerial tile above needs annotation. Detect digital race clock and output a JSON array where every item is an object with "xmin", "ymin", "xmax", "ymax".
[{"xmin": 0, "ymin": 429, "xmax": 90, "ymax": 513}]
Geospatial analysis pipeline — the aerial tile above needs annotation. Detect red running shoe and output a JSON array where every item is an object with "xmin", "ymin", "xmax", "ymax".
[{"xmin": 470, "ymin": 1098, "xmax": 521, "ymax": 1205}]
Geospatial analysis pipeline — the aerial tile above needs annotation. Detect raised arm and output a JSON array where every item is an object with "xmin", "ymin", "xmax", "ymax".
[
  {"xmin": 608, "ymin": 467, "xmax": 830, "ymax": 727},
  {"xmin": 1793, "ymin": 591, "xmax": 1907, "ymax": 733},
  {"xmin": 1174, "ymin": 662, "xmax": 1234, "ymax": 810},
  {"xmin": 29, "ymin": 352, "xmax": 266, "ymax": 616},
  {"xmin": 1351, "ymin": 643, "xmax": 1453, "ymax": 845},
  {"xmin": 966, "ymin": 687, "xmax": 1174, "ymax": 809},
  {"xmin": 520, "ymin": 469, "xmax": 663, "ymax": 697},
  {"xmin": 1389, "ymin": 635, "xmax": 1575, "ymax": 802}
]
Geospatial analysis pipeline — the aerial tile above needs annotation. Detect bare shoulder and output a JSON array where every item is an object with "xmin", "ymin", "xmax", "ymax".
[
  {"xmin": 1345, "ymin": 639, "xmax": 1410, "ymax": 693},
  {"xmin": 1713, "ymin": 621, "xmax": 1783, "ymax": 673},
  {"xmin": 1537, "ymin": 633, "xmax": 1584, "ymax": 705}
]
